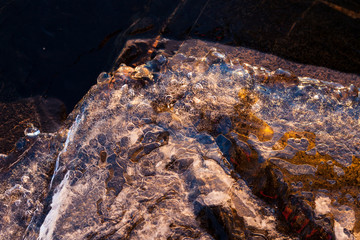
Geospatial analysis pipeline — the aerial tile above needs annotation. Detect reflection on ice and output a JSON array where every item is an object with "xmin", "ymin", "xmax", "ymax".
[{"xmin": 1, "ymin": 39, "xmax": 360, "ymax": 239}]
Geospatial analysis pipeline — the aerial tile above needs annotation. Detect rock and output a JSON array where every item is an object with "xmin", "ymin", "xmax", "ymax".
[{"xmin": 1, "ymin": 38, "xmax": 359, "ymax": 239}]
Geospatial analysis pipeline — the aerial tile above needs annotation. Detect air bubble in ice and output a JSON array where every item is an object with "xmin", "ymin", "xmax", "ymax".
[
  {"xmin": 349, "ymin": 84, "xmax": 357, "ymax": 93},
  {"xmin": 24, "ymin": 124, "xmax": 40, "ymax": 137},
  {"xmin": 0, "ymin": 153, "xmax": 8, "ymax": 161},
  {"xmin": 273, "ymin": 68, "xmax": 291, "ymax": 77},
  {"xmin": 206, "ymin": 48, "xmax": 226, "ymax": 64},
  {"xmin": 97, "ymin": 72, "xmax": 110, "ymax": 84}
]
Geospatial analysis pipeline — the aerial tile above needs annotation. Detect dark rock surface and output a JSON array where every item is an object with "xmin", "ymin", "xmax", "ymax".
[
  {"xmin": 0, "ymin": 38, "xmax": 359, "ymax": 239},
  {"xmin": 0, "ymin": 0, "xmax": 359, "ymax": 111}
]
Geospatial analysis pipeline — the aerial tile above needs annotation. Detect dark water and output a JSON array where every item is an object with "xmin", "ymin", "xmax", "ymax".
[{"xmin": 0, "ymin": 0, "xmax": 359, "ymax": 111}]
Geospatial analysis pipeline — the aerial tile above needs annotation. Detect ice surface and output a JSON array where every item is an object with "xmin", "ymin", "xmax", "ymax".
[{"xmin": 1, "ymin": 38, "xmax": 359, "ymax": 239}]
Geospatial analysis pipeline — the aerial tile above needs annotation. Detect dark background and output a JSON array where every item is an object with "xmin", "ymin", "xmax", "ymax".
[{"xmin": 0, "ymin": 0, "xmax": 359, "ymax": 112}]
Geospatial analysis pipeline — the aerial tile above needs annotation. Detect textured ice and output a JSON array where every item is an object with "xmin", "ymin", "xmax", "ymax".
[
  {"xmin": 0, "ymin": 38, "xmax": 359, "ymax": 239},
  {"xmin": 269, "ymin": 158, "xmax": 317, "ymax": 176}
]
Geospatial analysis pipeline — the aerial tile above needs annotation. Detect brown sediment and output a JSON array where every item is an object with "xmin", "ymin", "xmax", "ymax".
[{"xmin": 272, "ymin": 131, "xmax": 316, "ymax": 151}]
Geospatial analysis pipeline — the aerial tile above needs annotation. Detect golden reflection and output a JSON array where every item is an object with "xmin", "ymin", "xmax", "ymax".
[
  {"xmin": 268, "ymin": 152, "xmax": 360, "ymax": 232},
  {"xmin": 272, "ymin": 131, "xmax": 316, "ymax": 151},
  {"xmin": 233, "ymin": 88, "xmax": 274, "ymax": 142}
]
